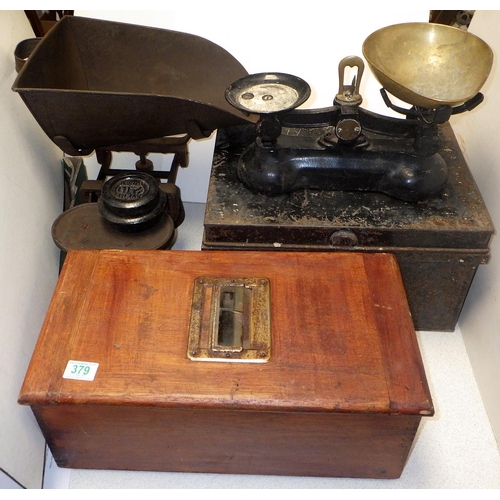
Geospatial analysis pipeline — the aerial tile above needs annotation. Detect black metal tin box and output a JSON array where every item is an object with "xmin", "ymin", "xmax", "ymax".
[{"xmin": 203, "ymin": 123, "xmax": 494, "ymax": 331}]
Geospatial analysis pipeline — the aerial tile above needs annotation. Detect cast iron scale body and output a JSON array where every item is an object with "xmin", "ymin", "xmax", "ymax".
[
  {"xmin": 223, "ymin": 57, "xmax": 481, "ymax": 204},
  {"xmin": 203, "ymin": 52, "xmax": 494, "ymax": 332}
]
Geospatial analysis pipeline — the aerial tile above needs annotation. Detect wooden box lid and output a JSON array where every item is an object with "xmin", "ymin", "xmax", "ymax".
[{"xmin": 19, "ymin": 250, "xmax": 433, "ymax": 416}]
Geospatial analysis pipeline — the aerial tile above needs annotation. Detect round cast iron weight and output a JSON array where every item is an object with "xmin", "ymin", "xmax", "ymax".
[{"xmin": 98, "ymin": 172, "xmax": 167, "ymax": 232}]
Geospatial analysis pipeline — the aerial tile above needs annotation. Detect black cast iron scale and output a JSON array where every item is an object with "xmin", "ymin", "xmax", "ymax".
[
  {"xmin": 203, "ymin": 56, "xmax": 494, "ymax": 332},
  {"xmin": 223, "ymin": 56, "xmax": 482, "ymax": 203}
]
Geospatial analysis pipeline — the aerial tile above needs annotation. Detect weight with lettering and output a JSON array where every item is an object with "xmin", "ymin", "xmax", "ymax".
[{"xmin": 98, "ymin": 172, "xmax": 167, "ymax": 232}]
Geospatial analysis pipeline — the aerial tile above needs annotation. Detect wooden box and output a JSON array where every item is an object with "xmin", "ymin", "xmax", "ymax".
[{"xmin": 19, "ymin": 250, "xmax": 433, "ymax": 478}]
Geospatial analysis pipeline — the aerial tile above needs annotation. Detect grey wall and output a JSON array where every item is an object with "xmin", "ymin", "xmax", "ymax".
[
  {"xmin": 451, "ymin": 10, "xmax": 500, "ymax": 447},
  {"xmin": 0, "ymin": 11, "xmax": 63, "ymax": 488}
]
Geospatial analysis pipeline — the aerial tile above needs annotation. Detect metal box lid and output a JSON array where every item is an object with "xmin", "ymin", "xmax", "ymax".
[{"xmin": 203, "ymin": 123, "xmax": 494, "ymax": 251}]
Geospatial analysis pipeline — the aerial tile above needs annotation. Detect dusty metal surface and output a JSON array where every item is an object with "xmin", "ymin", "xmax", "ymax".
[
  {"xmin": 204, "ymin": 123, "xmax": 492, "ymax": 249},
  {"xmin": 203, "ymin": 122, "xmax": 494, "ymax": 331}
]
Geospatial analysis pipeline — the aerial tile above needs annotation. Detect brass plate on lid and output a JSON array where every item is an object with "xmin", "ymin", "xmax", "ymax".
[{"xmin": 188, "ymin": 277, "xmax": 271, "ymax": 362}]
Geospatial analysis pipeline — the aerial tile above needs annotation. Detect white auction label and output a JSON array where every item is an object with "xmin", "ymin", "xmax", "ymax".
[{"xmin": 63, "ymin": 360, "xmax": 99, "ymax": 381}]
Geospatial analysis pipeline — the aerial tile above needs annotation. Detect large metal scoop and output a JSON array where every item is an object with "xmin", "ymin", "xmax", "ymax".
[
  {"xmin": 13, "ymin": 16, "xmax": 252, "ymax": 155},
  {"xmin": 362, "ymin": 22, "xmax": 493, "ymax": 109}
]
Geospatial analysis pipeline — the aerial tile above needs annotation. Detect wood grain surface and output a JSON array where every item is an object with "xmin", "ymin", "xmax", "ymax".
[{"xmin": 19, "ymin": 249, "xmax": 433, "ymax": 477}]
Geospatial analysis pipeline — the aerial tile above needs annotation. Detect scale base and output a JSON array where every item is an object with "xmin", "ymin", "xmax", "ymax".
[{"xmin": 238, "ymin": 141, "xmax": 448, "ymax": 203}]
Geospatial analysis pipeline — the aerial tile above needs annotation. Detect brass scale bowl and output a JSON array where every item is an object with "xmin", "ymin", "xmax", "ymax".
[{"xmin": 363, "ymin": 22, "xmax": 493, "ymax": 110}]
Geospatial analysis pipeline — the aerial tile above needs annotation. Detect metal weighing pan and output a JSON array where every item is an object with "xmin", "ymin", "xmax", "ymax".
[
  {"xmin": 13, "ymin": 16, "xmax": 253, "ymax": 155},
  {"xmin": 225, "ymin": 73, "xmax": 311, "ymax": 115},
  {"xmin": 362, "ymin": 22, "xmax": 493, "ymax": 109}
]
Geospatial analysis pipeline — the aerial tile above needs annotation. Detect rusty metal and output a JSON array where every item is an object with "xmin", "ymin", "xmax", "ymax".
[
  {"xmin": 52, "ymin": 204, "xmax": 175, "ymax": 252},
  {"xmin": 12, "ymin": 15, "xmax": 253, "ymax": 156},
  {"xmin": 12, "ymin": 18, "xmax": 220, "ymax": 241},
  {"xmin": 187, "ymin": 277, "xmax": 271, "ymax": 363},
  {"xmin": 93, "ymin": 135, "xmax": 189, "ymax": 182},
  {"xmin": 362, "ymin": 22, "xmax": 493, "ymax": 109}
]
